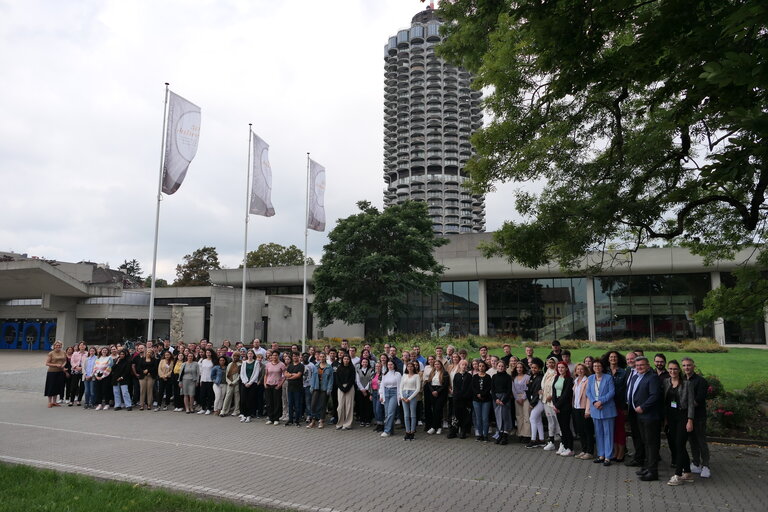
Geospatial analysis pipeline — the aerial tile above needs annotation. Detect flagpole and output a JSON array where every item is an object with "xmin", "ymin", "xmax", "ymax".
[
  {"xmin": 240, "ymin": 124, "xmax": 253, "ymax": 344},
  {"xmin": 302, "ymin": 153, "xmax": 310, "ymax": 353},
  {"xmin": 148, "ymin": 82, "xmax": 170, "ymax": 343}
]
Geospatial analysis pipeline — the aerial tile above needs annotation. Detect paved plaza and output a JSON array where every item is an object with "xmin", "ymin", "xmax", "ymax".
[{"xmin": 0, "ymin": 352, "xmax": 766, "ymax": 512}]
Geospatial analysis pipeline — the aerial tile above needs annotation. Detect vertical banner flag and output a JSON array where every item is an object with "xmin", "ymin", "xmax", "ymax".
[
  {"xmin": 162, "ymin": 91, "xmax": 201, "ymax": 195},
  {"xmin": 307, "ymin": 159, "xmax": 326, "ymax": 231},
  {"xmin": 249, "ymin": 132, "xmax": 275, "ymax": 216}
]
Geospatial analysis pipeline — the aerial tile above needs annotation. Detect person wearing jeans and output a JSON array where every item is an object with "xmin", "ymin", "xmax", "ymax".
[
  {"xmin": 379, "ymin": 361, "xmax": 401, "ymax": 437},
  {"xmin": 471, "ymin": 360, "xmax": 493, "ymax": 441},
  {"xmin": 285, "ymin": 352, "xmax": 306, "ymax": 426},
  {"xmin": 82, "ymin": 347, "xmax": 98, "ymax": 409},
  {"xmin": 308, "ymin": 352, "xmax": 333, "ymax": 428},
  {"xmin": 111, "ymin": 349, "xmax": 133, "ymax": 411},
  {"xmin": 399, "ymin": 362, "xmax": 421, "ymax": 440},
  {"xmin": 371, "ymin": 362, "xmax": 385, "ymax": 431}
]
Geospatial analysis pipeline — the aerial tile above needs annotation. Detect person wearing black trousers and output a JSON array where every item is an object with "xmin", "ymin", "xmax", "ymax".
[
  {"xmin": 552, "ymin": 361, "xmax": 574, "ymax": 456},
  {"xmin": 663, "ymin": 360, "xmax": 696, "ymax": 486},
  {"xmin": 623, "ymin": 351, "xmax": 645, "ymax": 467},
  {"xmin": 424, "ymin": 359, "xmax": 450, "ymax": 435},
  {"xmin": 629, "ymin": 356, "xmax": 661, "ymax": 481},
  {"xmin": 449, "ymin": 359, "xmax": 473, "ymax": 439}
]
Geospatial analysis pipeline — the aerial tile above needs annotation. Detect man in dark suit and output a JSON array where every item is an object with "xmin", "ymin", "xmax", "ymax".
[
  {"xmin": 629, "ymin": 356, "xmax": 661, "ymax": 481},
  {"xmin": 623, "ymin": 351, "xmax": 643, "ymax": 466}
]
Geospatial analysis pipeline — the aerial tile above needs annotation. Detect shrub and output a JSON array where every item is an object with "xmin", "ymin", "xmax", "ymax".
[
  {"xmin": 743, "ymin": 381, "xmax": 768, "ymax": 403},
  {"xmin": 682, "ymin": 339, "xmax": 729, "ymax": 353},
  {"xmin": 708, "ymin": 392, "xmax": 757, "ymax": 430},
  {"xmin": 704, "ymin": 374, "xmax": 725, "ymax": 399}
]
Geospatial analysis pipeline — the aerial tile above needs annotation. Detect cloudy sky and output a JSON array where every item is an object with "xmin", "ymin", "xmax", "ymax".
[{"xmin": 1, "ymin": 0, "xmax": 519, "ymax": 282}]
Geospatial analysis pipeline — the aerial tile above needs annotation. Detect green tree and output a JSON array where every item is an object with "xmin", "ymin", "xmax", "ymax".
[
  {"xmin": 437, "ymin": 0, "xmax": 768, "ymax": 320},
  {"xmin": 437, "ymin": 0, "xmax": 767, "ymax": 264},
  {"xmin": 313, "ymin": 200, "xmax": 447, "ymax": 336},
  {"xmin": 118, "ymin": 259, "xmax": 143, "ymax": 280},
  {"xmin": 174, "ymin": 246, "xmax": 221, "ymax": 286},
  {"xmin": 143, "ymin": 276, "xmax": 169, "ymax": 288},
  {"xmin": 241, "ymin": 243, "xmax": 314, "ymax": 268}
]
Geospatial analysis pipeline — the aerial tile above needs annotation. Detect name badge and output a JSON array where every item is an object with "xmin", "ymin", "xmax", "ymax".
[{"xmin": 670, "ymin": 401, "xmax": 678, "ymax": 409}]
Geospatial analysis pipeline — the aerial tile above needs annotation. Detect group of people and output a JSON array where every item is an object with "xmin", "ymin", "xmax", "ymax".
[{"xmin": 44, "ymin": 338, "xmax": 712, "ymax": 485}]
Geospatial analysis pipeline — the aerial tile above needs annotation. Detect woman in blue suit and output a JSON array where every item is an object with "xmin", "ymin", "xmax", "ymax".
[{"xmin": 586, "ymin": 359, "xmax": 617, "ymax": 466}]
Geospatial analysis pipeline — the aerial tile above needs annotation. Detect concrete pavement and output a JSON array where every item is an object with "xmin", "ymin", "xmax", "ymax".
[{"xmin": 0, "ymin": 351, "xmax": 766, "ymax": 512}]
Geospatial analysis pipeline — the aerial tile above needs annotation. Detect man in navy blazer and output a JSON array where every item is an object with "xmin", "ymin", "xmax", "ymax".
[{"xmin": 628, "ymin": 356, "xmax": 661, "ymax": 481}]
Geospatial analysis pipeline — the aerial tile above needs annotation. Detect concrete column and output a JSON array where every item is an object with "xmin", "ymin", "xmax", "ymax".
[
  {"xmin": 586, "ymin": 277, "xmax": 597, "ymax": 342},
  {"xmin": 478, "ymin": 279, "xmax": 487, "ymax": 336},
  {"xmin": 169, "ymin": 303, "xmax": 186, "ymax": 344},
  {"xmin": 710, "ymin": 272, "xmax": 726, "ymax": 345},
  {"xmin": 55, "ymin": 310, "xmax": 78, "ymax": 346}
]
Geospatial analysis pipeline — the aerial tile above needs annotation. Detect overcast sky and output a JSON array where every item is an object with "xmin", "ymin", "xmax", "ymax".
[{"xmin": 1, "ymin": 0, "xmax": 521, "ymax": 282}]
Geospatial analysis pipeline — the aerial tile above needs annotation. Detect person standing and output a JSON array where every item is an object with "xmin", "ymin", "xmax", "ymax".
[
  {"xmin": 285, "ymin": 352, "xmax": 306, "ymax": 426},
  {"xmin": 683, "ymin": 357, "xmax": 711, "ymax": 478},
  {"xmin": 93, "ymin": 347, "xmax": 113, "ymax": 410},
  {"xmin": 491, "ymin": 360, "xmax": 513, "ymax": 445},
  {"xmin": 308, "ymin": 351, "xmax": 334, "ymax": 429},
  {"xmin": 664, "ymin": 360, "xmax": 696, "ymax": 486},
  {"xmin": 69, "ymin": 342, "xmax": 87, "ymax": 406},
  {"xmin": 572, "ymin": 363, "xmax": 594, "ymax": 459},
  {"xmin": 450, "ymin": 359, "xmax": 473, "ymax": 439},
  {"xmin": 379, "ymin": 360, "xmax": 401, "ymax": 437},
  {"xmin": 526, "ymin": 358, "xmax": 546, "ymax": 448},
  {"xmin": 179, "ymin": 352, "xmax": 200, "ymax": 414},
  {"xmin": 425, "ymin": 359, "xmax": 449, "ymax": 436},
  {"xmin": 111, "ymin": 349, "xmax": 133, "ymax": 411},
  {"xmin": 628, "ymin": 356, "xmax": 661, "ymax": 481},
  {"xmin": 222, "ymin": 351, "xmax": 241, "ymax": 417},
  {"xmin": 197, "ymin": 349, "xmax": 215, "ymax": 415},
  {"xmin": 334, "ymin": 354, "xmax": 357, "ymax": 430},
  {"xmin": 137, "ymin": 347, "xmax": 158, "ymax": 411},
  {"xmin": 44, "ymin": 340, "xmax": 67, "ymax": 408},
  {"xmin": 472, "ymin": 360, "xmax": 493, "ymax": 442},
  {"xmin": 512, "ymin": 361, "xmax": 531, "ymax": 443},
  {"xmin": 264, "ymin": 352, "xmax": 286, "ymax": 425},
  {"xmin": 540, "ymin": 357, "xmax": 561, "ymax": 450},
  {"xmin": 355, "ymin": 357, "xmax": 375, "ymax": 427},
  {"xmin": 586, "ymin": 359, "xmax": 616, "ymax": 465},
  {"xmin": 239, "ymin": 349, "xmax": 262, "ymax": 422},
  {"xmin": 552, "ymin": 361, "xmax": 574, "ymax": 456},
  {"xmin": 399, "ymin": 361, "xmax": 422, "ymax": 440},
  {"xmin": 156, "ymin": 350, "xmax": 174, "ymax": 411},
  {"xmin": 211, "ymin": 356, "xmax": 228, "ymax": 416}
]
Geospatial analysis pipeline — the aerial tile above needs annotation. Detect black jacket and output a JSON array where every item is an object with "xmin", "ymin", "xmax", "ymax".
[
  {"xmin": 527, "ymin": 373, "xmax": 543, "ymax": 407},
  {"xmin": 425, "ymin": 370, "xmax": 450, "ymax": 397},
  {"xmin": 552, "ymin": 376, "xmax": 574, "ymax": 411},
  {"xmin": 111, "ymin": 357, "xmax": 132, "ymax": 385},
  {"xmin": 452, "ymin": 371, "xmax": 473, "ymax": 401}
]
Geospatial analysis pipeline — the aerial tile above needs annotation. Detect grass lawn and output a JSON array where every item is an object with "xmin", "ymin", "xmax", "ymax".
[
  {"xmin": 475, "ymin": 347, "xmax": 767, "ymax": 392},
  {"xmin": 0, "ymin": 463, "xmax": 272, "ymax": 512}
]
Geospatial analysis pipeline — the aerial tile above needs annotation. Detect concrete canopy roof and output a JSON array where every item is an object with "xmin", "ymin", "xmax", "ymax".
[{"xmin": 0, "ymin": 260, "xmax": 123, "ymax": 300}]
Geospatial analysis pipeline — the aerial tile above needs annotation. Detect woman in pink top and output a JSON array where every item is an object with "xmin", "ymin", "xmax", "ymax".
[{"xmin": 264, "ymin": 352, "xmax": 286, "ymax": 425}]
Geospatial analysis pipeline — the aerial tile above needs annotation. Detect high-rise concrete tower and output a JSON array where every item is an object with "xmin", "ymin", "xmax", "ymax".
[{"xmin": 382, "ymin": 6, "xmax": 485, "ymax": 234}]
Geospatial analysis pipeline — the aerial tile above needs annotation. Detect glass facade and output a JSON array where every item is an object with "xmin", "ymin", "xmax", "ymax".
[
  {"xmin": 396, "ymin": 281, "xmax": 479, "ymax": 336},
  {"xmin": 595, "ymin": 273, "xmax": 712, "ymax": 341},
  {"xmin": 487, "ymin": 278, "xmax": 587, "ymax": 341}
]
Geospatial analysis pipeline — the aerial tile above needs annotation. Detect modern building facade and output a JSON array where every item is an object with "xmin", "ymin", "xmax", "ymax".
[
  {"xmin": 2, "ymin": 235, "xmax": 766, "ymax": 348},
  {"xmin": 382, "ymin": 6, "xmax": 485, "ymax": 234}
]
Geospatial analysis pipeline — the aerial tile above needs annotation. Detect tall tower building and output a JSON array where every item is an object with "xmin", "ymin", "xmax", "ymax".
[{"xmin": 382, "ymin": 6, "xmax": 485, "ymax": 235}]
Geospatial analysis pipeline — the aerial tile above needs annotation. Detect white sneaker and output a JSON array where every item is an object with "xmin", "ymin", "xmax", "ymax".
[
  {"xmin": 560, "ymin": 449, "xmax": 574, "ymax": 457},
  {"xmin": 103, "ymin": 405, "xmax": 109, "ymax": 410},
  {"xmin": 442, "ymin": 420, "xmax": 449, "ymax": 428},
  {"xmin": 175, "ymin": 408, "xmax": 182, "ymax": 412},
  {"xmin": 197, "ymin": 410, "xmax": 204, "ymax": 414},
  {"xmin": 273, "ymin": 421, "xmax": 280, "ymax": 426},
  {"xmin": 265, "ymin": 420, "xmax": 272, "ymax": 425},
  {"xmin": 436, "ymin": 428, "xmax": 442, "ymax": 435},
  {"xmin": 95, "ymin": 404, "xmax": 102, "ymax": 411},
  {"xmin": 204, "ymin": 410, "xmax": 211, "ymax": 415},
  {"xmin": 240, "ymin": 416, "xmax": 246, "ymax": 422},
  {"xmin": 700, "ymin": 466, "xmax": 711, "ymax": 478},
  {"xmin": 417, "ymin": 421, "xmax": 423, "ymax": 426},
  {"xmin": 380, "ymin": 432, "xmax": 390, "ymax": 437},
  {"xmin": 427, "ymin": 428, "xmax": 436, "ymax": 435},
  {"xmin": 543, "ymin": 441, "xmax": 556, "ymax": 451},
  {"xmin": 667, "ymin": 475, "xmax": 682, "ymax": 486},
  {"xmin": 231, "ymin": 413, "xmax": 239, "ymax": 417},
  {"xmin": 244, "ymin": 416, "xmax": 251, "ymax": 423},
  {"xmin": 690, "ymin": 464, "xmax": 702, "ymax": 474},
  {"xmin": 556, "ymin": 444, "xmax": 565, "ymax": 455}
]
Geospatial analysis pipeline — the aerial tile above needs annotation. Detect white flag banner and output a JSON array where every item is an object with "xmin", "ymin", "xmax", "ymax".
[
  {"xmin": 249, "ymin": 132, "xmax": 275, "ymax": 217},
  {"xmin": 307, "ymin": 159, "xmax": 326, "ymax": 231},
  {"xmin": 162, "ymin": 91, "xmax": 201, "ymax": 195}
]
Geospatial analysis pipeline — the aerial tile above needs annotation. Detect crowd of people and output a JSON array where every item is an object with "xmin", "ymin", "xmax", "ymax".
[{"xmin": 43, "ymin": 338, "xmax": 712, "ymax": 485}]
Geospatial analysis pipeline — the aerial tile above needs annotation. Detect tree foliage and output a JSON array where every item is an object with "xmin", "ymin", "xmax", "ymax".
[
  {"xmin": 436, "ymin": 0, "xmax": 767, "ymax": 269},
  {"xmin": 118, "ymin": 259, "xmax": 143, "ymax": 280},
  {"xmin": 241, "ymin": 243, "xmax": 314, "ymax": 268},
  {"xmin": 144, "ymin": 276, "xmax": 169, "ymax": 288},
  {"xmin": 174, "ymin": 246, "xmax": 221, "ymax": 286},
  {"xmin": 312, "ymin": 201, "xmax": 447, "ymax": 335}
]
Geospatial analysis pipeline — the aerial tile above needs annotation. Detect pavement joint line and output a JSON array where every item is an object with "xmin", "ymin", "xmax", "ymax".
[
  {"xmin": 0, "ymin": 419, "xmax": 736, "ymax": 511},
  {"xmin": 0, "ymin": 454, "xmax": 344, "ymax": 512}
]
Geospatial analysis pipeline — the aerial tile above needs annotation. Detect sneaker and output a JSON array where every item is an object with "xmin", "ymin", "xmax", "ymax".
[
  {"xmin": 427, "ymin": 428, "xmax": 436, "ymax": 435},
  {"xmin": 700, "ymin": 466, "xmax": 711, "ymax": 478},
  {"xmin": 543, "ymin": 441, "xmax": 556, "ymax": 451},
  {"xmin": 417, "ymin": 421, "xmax": 423, "ymax": 426},
  {"xmin": 680, "ymin": 472, "xmax": 695, "ymax": 483},
  {"xmin": 341, "ymin": 426, "xmax": 350, "ymax": 431},
  {"xmin": 126, "ymin": 407, "xmax": 132, "ymax": 411},
  {"xmin": 163, "ymin": 406, "xmax": 168, "ymax": 411},
  {"xmin": 442, "ymin": 420, "xmax": 449, "ymax": 428},
  {"xmin": 205, "ymin": 410, "xmax": 211, "ymax": 415},
  {"xmin": 561, "ymin": 449, "xmax": 574, "ymax": 457},
  {"xmin": 273, "ymin": 421, "xmax": 279, "ymax": 426},
  {"xmin": 231, "ymin": 412, "xmax": 239, "ymax": 417},
  {"xmin": 436, "ymin": 428, "xmax": 442, "ymax": 435},
  {"xmin": 265, "ymin": 420, "xmax": 272, "ymax": 425},
  {"xmin": 245, "ymin": 416, "xmax": 251, "ymax": 423},
  {"xmin": 103, "ymin": 405, "xmax": 109, "ymax": 411},
  {"xmin": 690, "ymin": 464, "xmax": 702, "ymax": 474},
  {"xmin": 556, "ymin": 444, "xmax": 565, "ymax": 455},
  {"xmin": 336, "ymin": 425, "xmax": 343, "ymax": 430},
  {"xmin": 525, "ymin": 441, "xmax": 539, "ymax": 449},
  {"xmin": 240, "ymin": 416, "xmax": 246, "ymax": 423},
  {"xmin": 380, "ymin": 432, "xmax": 390, "ymax": 437},
  {"xmin": 318, "ymin": 421, "xmax": 324, "ymax": 429},
  {"xmin": 196, "ymin": 410, "xmax": 204, "ymax": 414},
  {"xmin": 667, "ymin": 475, "xmax": 682, "ymax": 486},
  {"xmin": 95, "ymin": 404, "xmax": 102, "ymax": 411}
]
